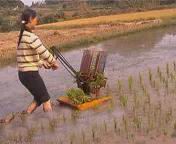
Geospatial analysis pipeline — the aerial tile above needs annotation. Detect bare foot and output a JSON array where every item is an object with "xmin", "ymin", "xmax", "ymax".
[
  {"xmin": 43, "ymin": 100, "xmax": 53, "ymax": 112},
  {"xmin": 26, "ymin": 100, "xmax": 38, "ymax": 114}
]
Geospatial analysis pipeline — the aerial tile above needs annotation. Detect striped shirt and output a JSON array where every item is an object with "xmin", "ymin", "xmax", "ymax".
[{"xmin": 17, "ymin": 30, "xmax": 56, "ymax": 72}]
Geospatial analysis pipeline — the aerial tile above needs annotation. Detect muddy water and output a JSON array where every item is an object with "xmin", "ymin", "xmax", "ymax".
[
  {"xmin": 1, "ymin": 26, "xmax": 176, "ymax": 142},
  {"xmin": 0, "ymin": 26, "xmax": 176, "ymax": 115}
]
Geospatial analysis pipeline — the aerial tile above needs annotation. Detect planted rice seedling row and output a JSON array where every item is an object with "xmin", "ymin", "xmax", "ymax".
[{"xmin": 2, "ymin": 61, "xmax": 176, "ymax": 143}]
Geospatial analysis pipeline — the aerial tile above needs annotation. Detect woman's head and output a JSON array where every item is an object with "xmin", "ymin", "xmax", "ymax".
[
  {"xmin": 18, "ymin": 9, "xmax": 37, "ymax": 46},
  {"xmin": 21, "ymin": 9, "xmax": 38, "ymax": 30}
]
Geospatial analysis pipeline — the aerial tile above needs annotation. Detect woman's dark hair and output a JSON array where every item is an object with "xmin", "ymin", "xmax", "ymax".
[{"xmin": 18, "ymin": 9, "xmax": 37, "ymax": 46}]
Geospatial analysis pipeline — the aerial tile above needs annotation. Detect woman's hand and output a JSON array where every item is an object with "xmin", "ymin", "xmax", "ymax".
[
  {"xmin": 43, "ymin": 61, "xmax": 52, "ymax": 69},
  {"xmin": 40, "ymin": 60, "xmax": 59, "ymax": 70},
  {"xmin": 51, "ymin": 62, "xmax": 59, "ymax": 71}
]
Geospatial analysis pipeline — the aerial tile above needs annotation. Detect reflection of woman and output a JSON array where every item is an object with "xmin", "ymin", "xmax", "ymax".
[{"xmin": 17, "ymin": 9, "xmax": 59, "ymax": 114}]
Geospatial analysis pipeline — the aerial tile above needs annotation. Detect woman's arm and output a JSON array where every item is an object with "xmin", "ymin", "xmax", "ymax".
[{"xmin": 29, "ymin": 36, "xmax": 56, "ymax": 64}]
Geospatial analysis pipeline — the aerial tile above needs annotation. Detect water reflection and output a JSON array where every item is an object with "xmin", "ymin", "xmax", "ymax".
[{"xmin": 101, "ymin": 26, "xmax": 176, "ymax": 84}]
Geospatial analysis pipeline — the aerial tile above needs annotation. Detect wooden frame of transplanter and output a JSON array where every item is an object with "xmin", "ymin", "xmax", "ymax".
[
  {"xmin": 78, "ymin": 49, "xmax": 108, "ymax": 95},
  {"xmin": 51, "ymin": 47, "xmax": 111, "ymax": 110},
  {"xmin": 51, "ymin": 47, "xmax": 108, "ymax": 96}
]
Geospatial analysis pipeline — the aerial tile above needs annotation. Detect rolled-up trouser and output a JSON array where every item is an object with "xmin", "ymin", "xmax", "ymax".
[{"xmin": 18, "ymin": 71, "xmax": 50, "ymax": 106}]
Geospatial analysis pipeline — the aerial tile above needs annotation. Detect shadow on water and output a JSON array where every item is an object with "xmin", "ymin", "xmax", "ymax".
[{"xmin": 1, "ymin": 26, "xmax": 176, "ymax": 142}]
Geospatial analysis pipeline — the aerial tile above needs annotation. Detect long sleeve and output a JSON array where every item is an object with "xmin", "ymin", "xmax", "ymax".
[{"xmin": 29, "ymin": 36, "xmax": 56, "ymax": 64}]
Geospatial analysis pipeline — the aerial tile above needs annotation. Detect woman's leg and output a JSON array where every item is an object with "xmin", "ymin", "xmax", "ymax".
[
  {"xmin": 26, "ymin": 100, "xmax": 38, "ymax": 114},
  {"xmin": 19, "ymin": 71, "xmax": 39, "ymax": 114},
  {"xmin": 19, "ymin": 71, "xmax": 52, "ymax": 113},
  {"xmin": 43, "ymin": 99, "xmax": 52, "ymax": 112}
]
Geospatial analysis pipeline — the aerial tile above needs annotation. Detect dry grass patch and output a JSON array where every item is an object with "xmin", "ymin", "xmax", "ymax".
[{"xmin": 37, "ymin": 8, "xmax": 176, "ymax": 30}]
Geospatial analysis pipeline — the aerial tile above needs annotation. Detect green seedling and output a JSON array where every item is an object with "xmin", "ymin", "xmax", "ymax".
[
  {"xmin": 165, "ymin": 108, "xmax": 173, "ymax": 125},
  {"xmin": 174, "ymin": 61, "xmax": 176, "ymax": 71},
  {"xmin": 139, "ymin": 72, "xmax": 143, "ymax": 85},
  {"xmin": 81, "ymin": 130, "xmax": 86, "ymax": 144},
  {"xmin": 174, "ymin": 121, "xmax": 176, "ymax": 130},
  {"xmin": 117, "ymin": 80, "xmax": 122, "ymax": 93},
  {"xmin": 146, "ymin": 93, "xmax": 151, "ymax": 105},
  {"xmin": 147, "ymin": 108, "xmax": 155, "ymax": 132},
  {"xmin": 104, "ymin": 120, "xmax": 108, "ymax": 133},
  {"xmin": 9, "ymin": 132, "xmax": 23, "ymax": 143},
  {"xmin": 107, "ymin": 99, "xmax": 115, "ymax": 113},
  {"xmin": 71, "ymin": 110, "xmax": 80, "ymax": 123},
  {"xmin": 162, "ymin": 76, "xmax": 167, "ymax": 85},
  {"xmin": 128, "ymin": 75, "xmax": 133, "ymax": 92},
  {"xmin": 157, "ymin": 102, "xmax": 162, "ymax": 121},
  {"xmin": 133, "ymin": 92, "xmax": 137, "ymax": 107},
  {"xmin": 141, "ymin": 83, "xmax": 146, "ymax": 93},
  {"xmin": 122, "ymin": 115, "xmax": 129, "ymax": 139},
  {"xmin": 66, "ymin": 88, "xmax": 91, "ymax": 105},
  {"xmin": 89, "ymin": 73, "xmax": 107, "ymax": 97},
  {"xmin": 152, "ymin": 79, "xmax": 156, "ymax": 88},
  {"xmin": 165, "ymin": 79, "xmax": 169, "ymax": 94},
  {"xmin": 163, "ymin": 129, "xmax": 168, "ymax": 136},
  {"xmin": 19, "ymin": 114, "xmax": 27, "ymax": 125},
  {"xmin": 62, "ymin": 113, "xmax": 66, "ymax": 123},
  {"xmin": 157, "ymin": 66, "xmax": 162, "ymax": 82},
  {"xmin": 148, "ymin": 68, "xmax": 153, "ymax": 83},
  {"xmin": 69, "ymin": 133, "xmax": 75, "ymax": 144},
  {"xmin": 59, "ymin": 138, "xmax": 63, "ymax": 144},
  {"xmin": 106, "ymin": 84, "xmax": 111, "ymax": 96},
  {"xmin": 26, "ymin": 127, "xmax": 37, "ymax": 142},
  {"xmin": 40, "ymin": 122, "xmax": 45, "ymax": 133},
  {"xmin": 133, "ymin": 115, "xmax": 142, "ymax": 130},
  {"xmin": 48, "ymin": 118, "xmax": 58, "ymax": 132},
  {"xmin": 113, "ymin": 118, "xmax": 118, "ymax": 134},
  {"xmin": 166, "ymin": 63, "xmax": 170, "ymax": 77},
  {"xmin": 154, "ymin": 108, "xmax": 158, "ymax": 123},
  {"xmin": 90, "ymin": 73, "xmax": 107, "ymax": 89},
  {"xmin": 91, "ymin": 126, "xmax": 96, "ymax": 141},
  {"xmin": 133, "ymin": 91, "xmax": 140, "ymax": 109},
  {"xmin": 170, "ymin": 73, "xmax": 174, "ymax": 82},
  {"xmin": 119, "ymin": 95, "xmax": 128, "ymax": 108}
]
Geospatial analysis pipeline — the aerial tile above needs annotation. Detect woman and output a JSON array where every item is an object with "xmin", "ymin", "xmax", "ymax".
[{"xmin": 17, "ymin": 9, "xmax": 59, "ymax": 114}]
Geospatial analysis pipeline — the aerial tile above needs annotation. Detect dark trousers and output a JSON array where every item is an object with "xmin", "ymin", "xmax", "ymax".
[{"xmin": 18, "ymin": 71, "xmax": 50, "ymax": 106}]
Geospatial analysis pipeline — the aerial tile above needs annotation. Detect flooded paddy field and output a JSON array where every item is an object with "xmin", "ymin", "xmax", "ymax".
[{"xmin": 1, "ymin": 26, "xmax": 176, "ymax": 143}]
